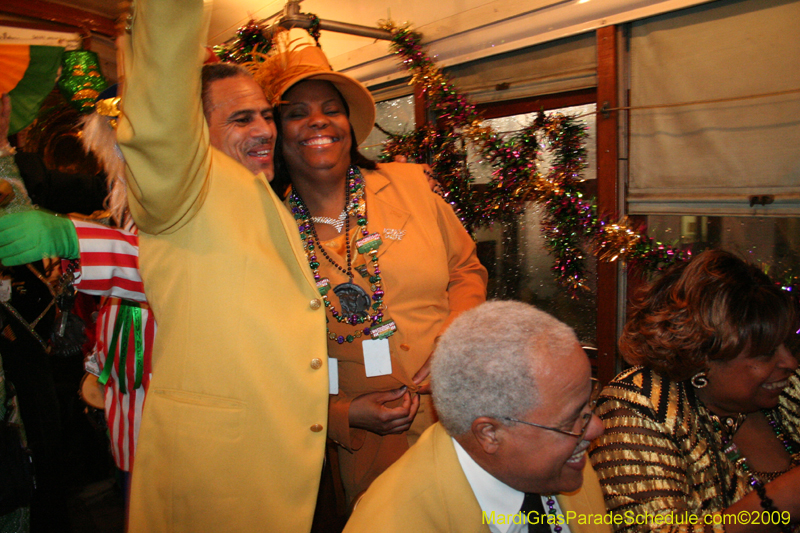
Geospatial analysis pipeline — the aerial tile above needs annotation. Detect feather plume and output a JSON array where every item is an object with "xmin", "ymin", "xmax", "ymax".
[
  {"xmin": 247, "ymin": 33, "xmax": 324, "ymax": 106},
  {"xmin": 79, "ymin": 112, "xmax": 129, "ymax": 227}
]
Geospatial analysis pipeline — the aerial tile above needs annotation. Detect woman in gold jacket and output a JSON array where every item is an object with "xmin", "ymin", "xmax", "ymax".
[{"xmin": 253, "ymin": 37, "xmax": 488, "ymax": 505}]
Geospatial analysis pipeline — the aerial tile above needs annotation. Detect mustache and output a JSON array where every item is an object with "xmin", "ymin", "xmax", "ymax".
[{"xmin": 245, "ymin": 137, "xmax": 274, "ymax": 150}]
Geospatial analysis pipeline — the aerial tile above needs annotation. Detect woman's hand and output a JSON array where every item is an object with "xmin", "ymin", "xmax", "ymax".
[
  {"xmin": 349, "ymin": 386, "xmax": 420, "ymax": 436},
  {"xmin": 721, "ymin": 465, "xmax": 800, "ymax": 533},
  {"xmin": 413, "ymin": 355, "xmax": 432, "ymax": 395}
]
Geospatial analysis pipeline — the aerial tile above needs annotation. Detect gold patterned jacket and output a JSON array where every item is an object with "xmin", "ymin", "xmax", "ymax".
[{"xmin": 589, "ymin": 366, "xmax": 800, "ymax": 532}]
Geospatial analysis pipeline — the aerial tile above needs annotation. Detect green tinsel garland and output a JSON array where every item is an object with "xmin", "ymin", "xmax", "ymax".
[
  {"xmin": 217, "ymin": 18, "xmax": 691, "ymax": 290},
  {"xmin": 378, "ymin": 21, "xmax": 690, "ymax": 290}
]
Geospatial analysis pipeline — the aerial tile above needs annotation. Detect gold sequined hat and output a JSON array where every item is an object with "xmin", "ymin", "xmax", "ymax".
[{"xmin": 252, "ymin": 33, "xmax": 375, "ymax": 144}]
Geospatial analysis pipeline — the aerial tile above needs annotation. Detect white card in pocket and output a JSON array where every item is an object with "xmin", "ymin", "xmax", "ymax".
[
  {"xmin": 328, "ymin": 357, "xmax": 339, "ymax": 395},
  {"xmin": 362, "ymin": 338, "xmax": 392, "ymax": 377}
]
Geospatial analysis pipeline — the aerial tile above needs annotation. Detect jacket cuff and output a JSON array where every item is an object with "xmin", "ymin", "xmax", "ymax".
[{"xmin": 328, "ymin": 393, "xmax": 366, "ymax": 452}]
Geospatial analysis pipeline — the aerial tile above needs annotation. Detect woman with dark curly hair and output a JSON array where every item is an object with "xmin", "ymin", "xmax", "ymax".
[{"xmin": 590, "ymin": 249, "xmax": 800, "ymax": 533}]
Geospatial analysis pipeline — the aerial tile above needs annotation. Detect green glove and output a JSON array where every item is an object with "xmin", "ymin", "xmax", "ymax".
[{"xmin": 0, "ymin": 209, "xmax": 79, "ymax": 266}]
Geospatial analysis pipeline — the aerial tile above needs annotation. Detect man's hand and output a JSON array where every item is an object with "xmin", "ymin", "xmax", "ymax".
[
  {"xmin": 349, "ymin": 387, "xmax": 421, "ymax": 435},
  {"xmin": 0, "ymin": 210, "xmax": 80, "ymax": 266}
]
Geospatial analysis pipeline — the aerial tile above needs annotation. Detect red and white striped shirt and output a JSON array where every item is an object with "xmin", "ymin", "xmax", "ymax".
[{"xmin": 71, "ymin": 219, "xmax": 155, "ymax": 472}]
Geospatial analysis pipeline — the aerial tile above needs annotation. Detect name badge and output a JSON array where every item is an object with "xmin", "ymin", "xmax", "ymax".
[
  {"xmin": 362, "ymin": 338, "xmax": 392, "ymax": 377},
  {"xmin": 356, "ymin": 233, "xmax": 382, "ymax": 254},
  {"xmin": 328, "ymin": 357, "xmax": 339, "ymax": 395},
  {"xmin": 316, "ymin": 278, "xmax": 331, "ymax": 296},
  {"xmin": 370, "ymin": 320, "xmax": 397, "ymax": 340}
]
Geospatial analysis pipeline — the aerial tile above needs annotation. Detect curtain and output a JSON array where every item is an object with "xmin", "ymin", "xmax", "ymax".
[
  {"xmin": 628, "ymin": 0, "xmax": 800, "ymax": 216},
  {"xmin": 444, "ymin": 31, "xmax": 597, "ymax": 104}
]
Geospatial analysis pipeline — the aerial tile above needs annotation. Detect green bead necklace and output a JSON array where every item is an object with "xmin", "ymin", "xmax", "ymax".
[{"xmin": 289, "ymin": 166, "xmax": 396, "ymax": 344}]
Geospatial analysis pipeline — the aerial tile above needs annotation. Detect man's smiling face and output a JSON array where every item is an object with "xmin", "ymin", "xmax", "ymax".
[{"xmin": 206, "ymin": 75, "xmax": 276, "ymax": 179}]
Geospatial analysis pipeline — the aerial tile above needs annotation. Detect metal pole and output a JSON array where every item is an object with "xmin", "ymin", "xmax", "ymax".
[
  {"xmin": 278, "ymin": 13, "xmax": 393, "ymax": 41},
  {"xmin": 317, "ymin": 20, "xmax": 393, "ymax": 40}
]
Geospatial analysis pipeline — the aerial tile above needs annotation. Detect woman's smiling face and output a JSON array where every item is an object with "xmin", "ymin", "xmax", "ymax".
[
  {"xmin": 700, "ymin": 343, "xmax": 798, "ymax": 415},
  {"xmin": 279, "ymin": 80, "xmax": 352, "ymax": 180}
]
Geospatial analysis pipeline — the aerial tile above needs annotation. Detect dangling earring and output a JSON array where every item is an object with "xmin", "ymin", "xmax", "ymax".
[{"xmin": 690, "ymin": 371, "xmax": 709, "ymax": 389}]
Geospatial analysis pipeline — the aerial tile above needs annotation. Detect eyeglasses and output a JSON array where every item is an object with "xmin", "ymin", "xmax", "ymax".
[{"xmin": 502, "ymin": 378, "xmax": 602, "ymax": 438}]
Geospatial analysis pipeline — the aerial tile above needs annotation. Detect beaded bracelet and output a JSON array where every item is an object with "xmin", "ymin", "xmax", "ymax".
[{"xmin": 754, "ymin": 481, "xmax": 793, "ymax": 533}]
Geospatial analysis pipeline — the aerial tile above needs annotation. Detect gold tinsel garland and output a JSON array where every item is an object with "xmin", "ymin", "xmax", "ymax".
[{"xmin": 377, "ymin": 20, "xmax": 691, "ymax": 290}]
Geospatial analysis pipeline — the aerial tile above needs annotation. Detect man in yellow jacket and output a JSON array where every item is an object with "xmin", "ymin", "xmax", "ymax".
[
  {"xmin": 344, "ymin": 300, "xmax": 612, "ymax": 533},
  {"xmin": 116, "ymin": 0, "xmax": 329, "ymax": 530}
]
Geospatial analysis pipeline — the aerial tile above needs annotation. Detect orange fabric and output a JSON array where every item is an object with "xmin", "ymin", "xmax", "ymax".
[
  {"xmin": 314, "ymin": 163, "xmax": 488, "ymax": 503},
  {"xmin": 0, "ymin": 45, "xmax": 31, "ymax": 94}
]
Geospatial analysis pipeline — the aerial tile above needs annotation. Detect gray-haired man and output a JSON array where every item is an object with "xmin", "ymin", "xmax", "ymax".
[{"xmin": 344, "ymin": 300, "xmax": 611, "ymax": 533}]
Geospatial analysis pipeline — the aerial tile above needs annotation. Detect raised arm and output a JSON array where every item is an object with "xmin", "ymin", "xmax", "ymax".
[{"xmin": 116, "ymin": 0, "xmax": 211, "ymax": 234}]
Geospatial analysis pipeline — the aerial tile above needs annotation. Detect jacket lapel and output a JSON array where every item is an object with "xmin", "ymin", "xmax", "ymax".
[
  {"xmin": 361, "ymin": 168, "xmax": 411, "ymax": 260},
  {"xmin": 260, "ymin": 174, "xmax": 320, "ymax": 293},
  {"xmin": 431, "ymin": 425, "xmax": 492, "ymax": 533}
]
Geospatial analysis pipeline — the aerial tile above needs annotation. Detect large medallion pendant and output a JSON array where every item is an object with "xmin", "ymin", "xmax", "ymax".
[{"xmin": 333, "ymin": 282, "xmax": 372, "ymax": 321}]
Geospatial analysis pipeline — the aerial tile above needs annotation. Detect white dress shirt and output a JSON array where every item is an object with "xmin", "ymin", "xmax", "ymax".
[{"xmin": 453, "ymin": 438, "xmax": 572, "ymax": 533}]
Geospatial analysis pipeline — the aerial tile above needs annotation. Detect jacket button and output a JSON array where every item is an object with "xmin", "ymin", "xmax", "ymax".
[
  {"xmin": 310, "ymin": 298, "xmax": 322, "ymax": 310},
  {"xmin": 310, "ymin": 358, "xmax": 323, "ymax": 370},
  {"xmin": 310, "ymin": 424, "xmax": 324, "ymax": 432},
  {"xmin": 399, "ymin": 344, "xmax": 410, "ymax": 351}
]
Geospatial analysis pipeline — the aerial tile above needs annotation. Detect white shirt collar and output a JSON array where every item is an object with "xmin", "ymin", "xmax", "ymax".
[
  {"xmin": 452, "ymin": 437, "xmax": 573, "ymax": 533},
  {"xmin": 453, "ymin": 437, "xmax": 525, "ymax": 533}
]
